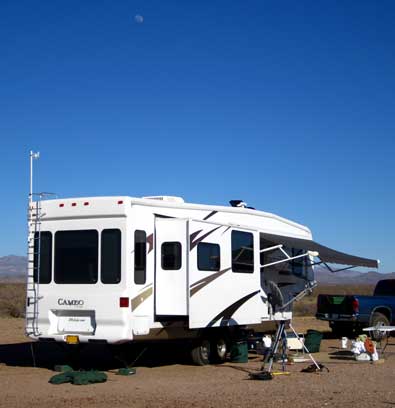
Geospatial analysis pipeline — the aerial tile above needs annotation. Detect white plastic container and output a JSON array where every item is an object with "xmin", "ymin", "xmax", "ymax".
[
  {"xmin": 355, "ymin": 352, "xmax": 371, "ymax": 361},
  {"xmin": 341, "ymin": 337, "xmax": 348, "ymax": 349}
]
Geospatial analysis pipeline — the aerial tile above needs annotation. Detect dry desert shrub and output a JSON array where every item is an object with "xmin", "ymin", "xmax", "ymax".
[{"xmin": 0, "ymin": 282, "xmax": 26, "ymax": 318}]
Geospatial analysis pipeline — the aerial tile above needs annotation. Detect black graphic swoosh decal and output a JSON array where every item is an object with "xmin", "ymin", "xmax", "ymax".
[
  {"xmin": 203, "ymin": 210, "xmax": 218, "ymax": 221},
  {"xmin": 190, "ymin": 226, "xmax": 222, "ymax": 250},
  {"xmin": 189, "ymin": 230, "xmax": 202, "ymax": 246},
  {"xmin": 221, "ymin": 226, "xmax": 231, "ymax": 235},
  {"xmin": 154, "ymin": 213, "xmax": 175, "ymax": 219},
  {"xmin": 190, "ymin": 267, "xmax": 231, "ymax": 297},
  {"xmin": 207, "ymin": 290, "xmax": 260, "ymax": 327}
]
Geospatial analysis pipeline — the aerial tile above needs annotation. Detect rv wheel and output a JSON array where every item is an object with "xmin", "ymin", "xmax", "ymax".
[
  {"xmin": 210, "ymin": 337, "xmax": 228, "ymax": 363},
  {"xmin": 191, "ymin": 339, "xmax": 211, "ymax": 366}
]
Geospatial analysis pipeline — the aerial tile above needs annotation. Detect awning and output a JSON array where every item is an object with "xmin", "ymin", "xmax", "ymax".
[{"xmin": 260, "ymin": 232, "xmax": 379, "ymax": 269}]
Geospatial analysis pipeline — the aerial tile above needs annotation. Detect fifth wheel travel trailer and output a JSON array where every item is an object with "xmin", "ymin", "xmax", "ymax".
[{"xmin": 25, "ymin": 193, "xmax": 379, "ymax": 365}]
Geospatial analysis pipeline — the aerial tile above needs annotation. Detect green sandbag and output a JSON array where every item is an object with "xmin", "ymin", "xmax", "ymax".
[
  {"xmin": 72, "ymin": 371, "xmax": 107, "ymax": 385},
  {"xmin": 49, "ymin": 370, "xmax": 107, "ymax": 385},
  {"xmin": 54, "ymin": 365, "xmax": 73, "ymax": 373},
  {"xmin": 116, "ymin": 367, "xmax": 136, "ymax": 376},
  {"xmin": 49, "ymin": 372, "xmax": 74, "ymax": 385}
]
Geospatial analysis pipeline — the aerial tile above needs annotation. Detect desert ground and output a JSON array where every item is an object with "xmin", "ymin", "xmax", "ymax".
[{"xmin": 0, "ymin": 316, "xmax": 394, "ymax": 408}]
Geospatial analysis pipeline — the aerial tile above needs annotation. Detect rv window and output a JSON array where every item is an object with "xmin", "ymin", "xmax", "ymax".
[
  {"xmin": 232, "ymin": 230, "xmax": 254, "ymax": 273},
  {"xmin": 134, "ymin": 230, "xmax": 146, "ymax": 284},
  {"xmin": 161, "ymin": 242, "xmax": 182, "ymax": 270},
  {"xmin": 55, "ymin": 230, "xmax": 98, "ymax": 284},
  {"xmin": 33, "ymin": 231, "xmax": 52, "ymax": 284},
  {"xmin": 197, "ymin": 242, "xmax": 220, "ymax": 271},
  {"xmin": 292, "ymin": 248, "xmax": 306, "ymax": 276},
  {"xmin": 101, "ymin": 229, "xmax": 121, "ymax": 284}
]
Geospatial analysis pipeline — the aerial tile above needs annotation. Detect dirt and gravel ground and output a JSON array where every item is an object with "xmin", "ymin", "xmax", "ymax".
[{"xmin": 0, "ymin": 317, "xmax": 394, "ymax": 408}]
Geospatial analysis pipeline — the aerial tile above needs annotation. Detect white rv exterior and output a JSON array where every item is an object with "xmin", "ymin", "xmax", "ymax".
[{"xmin": 26, "ymin": 195, "xmax": 315, "ymax": 364}]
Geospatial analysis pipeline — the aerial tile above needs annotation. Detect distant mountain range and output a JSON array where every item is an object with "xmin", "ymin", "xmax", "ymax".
[
  {"xmin": 0, "ymin": 255, "xmax": 394, "ymax": 284},
  {"xmin": 314, "ymin": 266, "xmax": 395, "ymax": 285},
  {"xmin": 0, "ymin": 255, "xmax": 27, "ymax": 281}
]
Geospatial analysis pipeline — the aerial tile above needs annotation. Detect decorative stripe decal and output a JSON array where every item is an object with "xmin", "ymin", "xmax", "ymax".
[
  {"xmin": 221, "ymin": 226, "xmax": 231, "ymax": 235},
  {"xmin": 147, "ymin": 233, "xmax": 154, "ymax": 254},
  {"xmin": 190, "ymin": 267, "xmax": 231, "ymax": 297},
  {"xmin": 206, "ymin": 290, "xmax": 260, "ymax": 327},
  {"xmin": 190, "ymin": 226, "xmax": 222, "ymax": 250},
  {"xmin": 154, "ymin": 213, "xmax": 175, "ymax": 219},
  {"xmin": 131, "ymin": 285, "xmax": 153, "ymax": 311},
  {"xmin": 203, "ymin": 210, "xmax": 218, "ymax": 221},
  {"xmin": 189, "ymin": 230, "xmax": 202, "ymax": 245}
]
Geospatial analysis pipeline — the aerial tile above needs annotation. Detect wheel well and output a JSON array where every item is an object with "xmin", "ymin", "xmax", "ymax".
[{"xmin": 372, "ymin": 307, "xmax": 391, "ymax": 322}]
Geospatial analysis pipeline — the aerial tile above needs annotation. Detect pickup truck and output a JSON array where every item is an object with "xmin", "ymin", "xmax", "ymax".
[{"xmin": 316, "ymin": 279, "xmax": 395, "ymax": 340}]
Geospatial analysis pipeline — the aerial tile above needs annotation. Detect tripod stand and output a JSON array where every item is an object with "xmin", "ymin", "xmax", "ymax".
[{"xmin": 262, "ymin": 320, "xmax": 320, "ymax": 373}]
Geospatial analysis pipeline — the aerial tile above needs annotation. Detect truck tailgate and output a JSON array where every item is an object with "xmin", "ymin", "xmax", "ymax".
[{"xmin": 317, "ymin": 294, "xmax": 356, "ymax": 316}]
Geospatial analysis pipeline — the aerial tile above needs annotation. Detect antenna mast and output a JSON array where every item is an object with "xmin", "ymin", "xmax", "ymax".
[{"xmin": 29, "ymin": 151, "xmax": 40, "ymax": 204}]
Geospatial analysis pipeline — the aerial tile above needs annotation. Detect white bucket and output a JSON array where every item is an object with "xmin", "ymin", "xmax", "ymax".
[{"xmin": 341, "ymin": 337, "xmax": 348, "ymax": 349}]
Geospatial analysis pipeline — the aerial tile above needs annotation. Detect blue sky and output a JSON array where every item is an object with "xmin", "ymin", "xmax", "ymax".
[{"xmin": 1, "ymin": 1, "xmax": 394, "ymax": 271}]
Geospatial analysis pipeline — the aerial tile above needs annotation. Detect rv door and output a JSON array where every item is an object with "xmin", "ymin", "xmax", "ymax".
[{"xmin": 155, "ymin": 218, "xmax": 188, "ymax": 316}]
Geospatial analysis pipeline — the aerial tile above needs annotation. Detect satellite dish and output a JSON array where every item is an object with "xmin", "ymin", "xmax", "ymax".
[
  {"xmin": 267, "ymin": 280, "xmax": 284, "ymax": 311},
  {"xmin": 229, "ymin": 200, "xmax": 247, "ymax": 208}
]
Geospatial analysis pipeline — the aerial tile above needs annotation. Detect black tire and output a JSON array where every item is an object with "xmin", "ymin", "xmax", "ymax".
[
  {"xmin": 210, "ymin": 337, "xmax": 228, "ymax": 364},
  {"xmin": 370, "ymin": 312, "xmax": 390, "ymax": 341},
  {"xmin": 191, "ymin": 339, "xmax": 211, "ymax": 366}
]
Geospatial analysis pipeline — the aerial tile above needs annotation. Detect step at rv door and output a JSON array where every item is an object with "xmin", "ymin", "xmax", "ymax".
[{"xmin": 155, "ymin": 218, "xmax": 188, "ymax": 316}]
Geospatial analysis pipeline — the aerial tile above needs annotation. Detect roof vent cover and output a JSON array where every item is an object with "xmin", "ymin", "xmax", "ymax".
[{"xmin": 142, "ymin": 196, "xmax": 185, "ymax": 203}]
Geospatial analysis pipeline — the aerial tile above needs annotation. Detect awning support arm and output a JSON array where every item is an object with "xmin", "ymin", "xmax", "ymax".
[
  {"xmin": 260, "ymin": 244, "xmax": 312, "ymax": 269},
  {"xmin": 321, "ymin": 262, "xmax": 358, "ymax": 274}
]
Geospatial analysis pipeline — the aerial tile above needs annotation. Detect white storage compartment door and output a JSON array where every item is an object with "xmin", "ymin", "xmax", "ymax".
[{"xmin": 155, "ymin": 218, "xmax": 188, "ymax": 316}]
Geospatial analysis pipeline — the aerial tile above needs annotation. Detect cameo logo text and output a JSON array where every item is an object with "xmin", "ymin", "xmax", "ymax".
[{"xmin": 58, "ymin": 299, "xmax": 84, "ymax": 306}]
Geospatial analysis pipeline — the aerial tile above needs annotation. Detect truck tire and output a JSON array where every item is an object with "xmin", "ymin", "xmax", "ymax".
[
  {"xmin": 370, "ymin": 312, "xmax": 390, "ymax": 341},
  {"xmin": 191, "ymin": 339, "xmax": 211, "ymax": 366}
]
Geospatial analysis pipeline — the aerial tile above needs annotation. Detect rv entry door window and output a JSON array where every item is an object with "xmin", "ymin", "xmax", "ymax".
[{"xmin": 161, "ymin": 242, "xmax": 182, "ymax": 270}]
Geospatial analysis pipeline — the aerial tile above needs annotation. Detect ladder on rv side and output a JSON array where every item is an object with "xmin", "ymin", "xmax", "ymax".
[{"xmin": 25, "ymin": 195, "xmax": 44, "ymax": 336}]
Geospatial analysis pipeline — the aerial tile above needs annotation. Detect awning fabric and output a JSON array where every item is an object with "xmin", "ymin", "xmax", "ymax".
[{"xmin": 260, "ymin": 232, "xmax": 378, "ymax": 269}]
